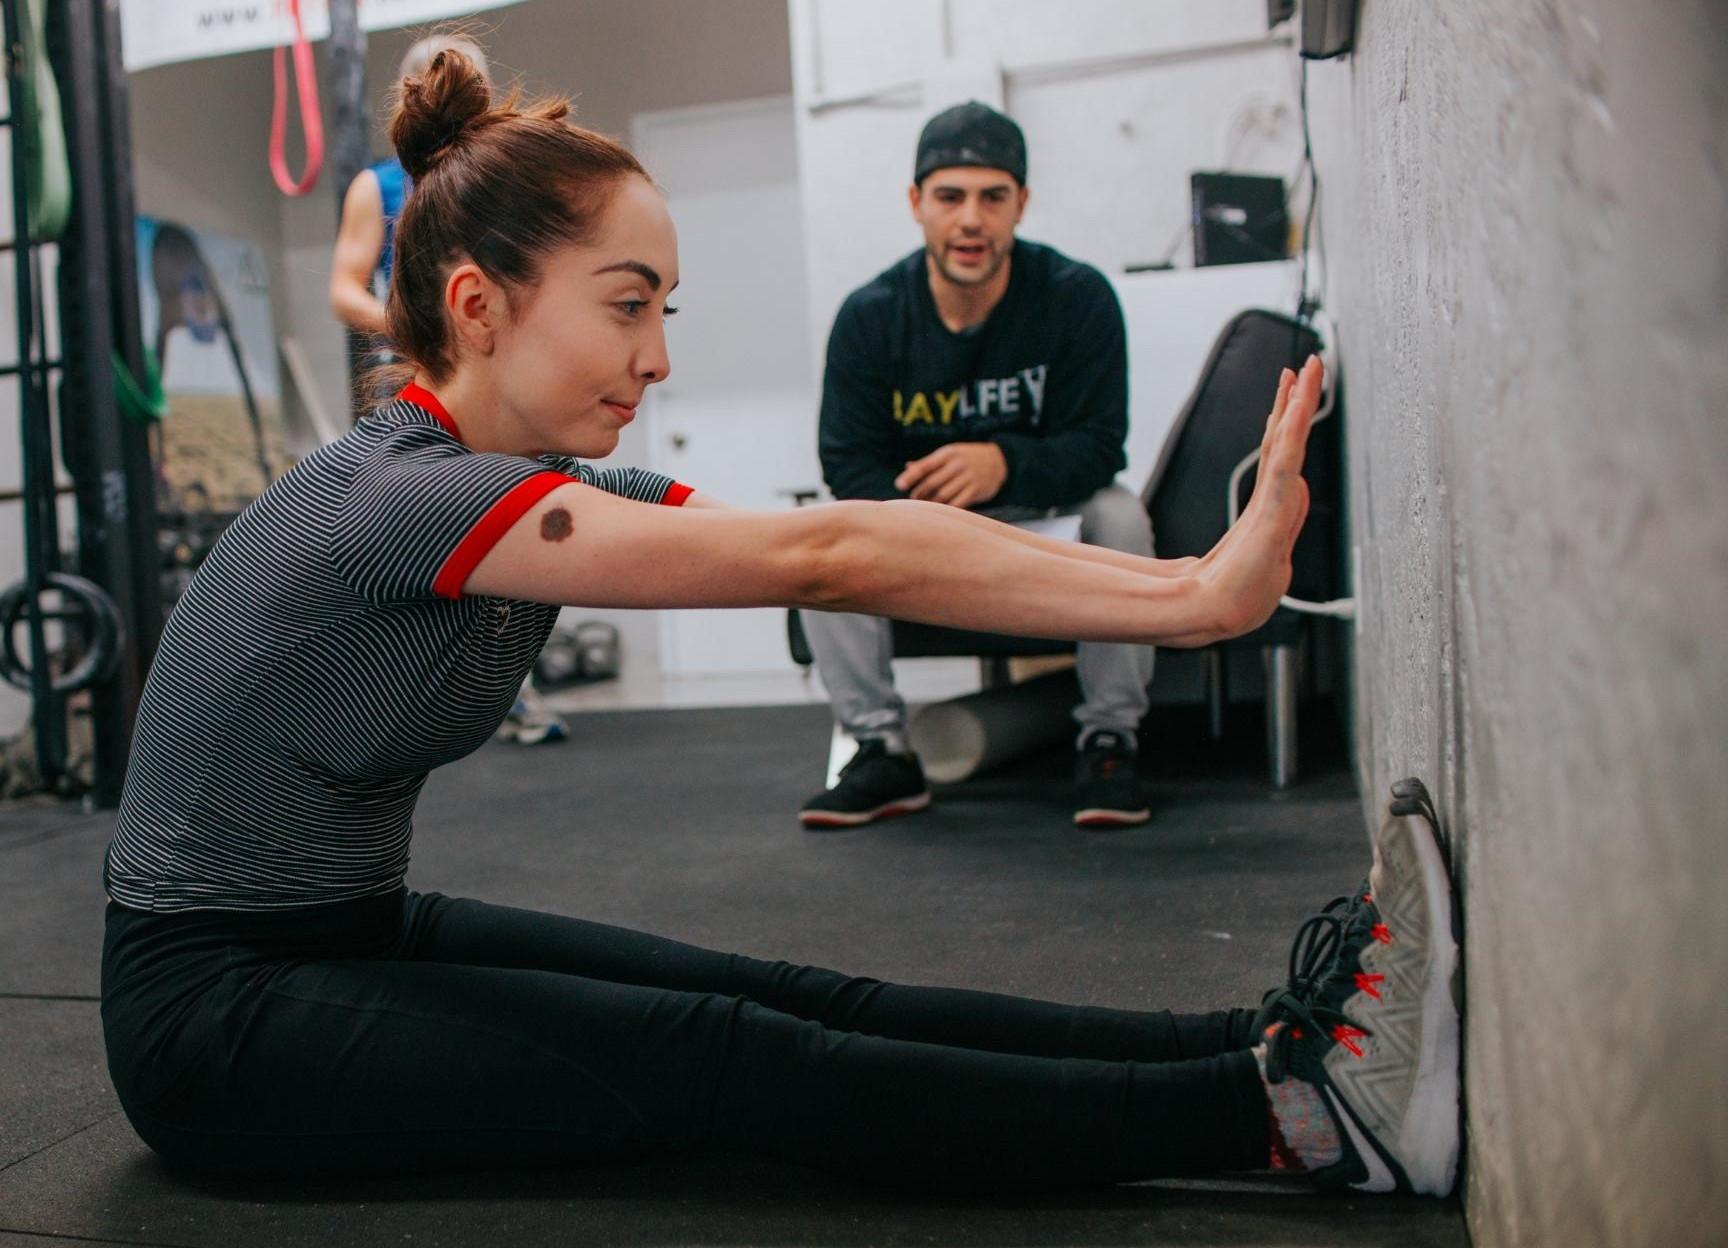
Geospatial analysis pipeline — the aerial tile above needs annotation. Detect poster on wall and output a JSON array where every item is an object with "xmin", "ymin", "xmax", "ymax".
[
  {"xmin": 120, "ymin": 0, "xmax": 526, "ymax": 72},
  {"xmin": 136, "ymin": 216, "xmax": 289, "ymax": 516}
]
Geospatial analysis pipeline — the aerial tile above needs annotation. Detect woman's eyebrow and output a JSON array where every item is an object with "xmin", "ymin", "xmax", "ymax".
[{"xmin": 593, "ymin": 260, "xmax": 662, "ymax": 290}]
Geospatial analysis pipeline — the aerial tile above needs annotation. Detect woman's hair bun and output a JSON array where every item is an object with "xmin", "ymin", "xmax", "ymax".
[{"xmin": 390, "ymin": 47, "xmax": 492, "ymax": 180}]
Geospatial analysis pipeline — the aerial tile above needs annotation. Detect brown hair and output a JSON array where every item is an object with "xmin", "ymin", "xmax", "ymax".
[{"xmin": 371, "ymin": 47, "xmax": 647, "ymax": 398}]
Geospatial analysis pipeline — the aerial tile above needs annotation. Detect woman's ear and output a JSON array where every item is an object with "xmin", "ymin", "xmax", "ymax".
[{"xmin": 444, "ymin": 261, "xmax": 501, "ymax": 356}]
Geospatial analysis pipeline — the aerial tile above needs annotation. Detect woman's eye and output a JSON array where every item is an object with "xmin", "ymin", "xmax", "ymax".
[
  {"xmin": 663, "ymin": 305, "xmax": 679, "ymax": 318},
  {"xmin": 617, "ymin": 300, "xmax": 647, "ymax": 317}
]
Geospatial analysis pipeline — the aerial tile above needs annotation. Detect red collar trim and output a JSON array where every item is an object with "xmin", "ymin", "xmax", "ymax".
[{"xmin": 399, "ymin": 383, "xmax": 464, "ymax": 443}]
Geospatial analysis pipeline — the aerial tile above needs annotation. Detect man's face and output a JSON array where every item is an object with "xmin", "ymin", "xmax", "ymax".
[{"xmin": 909, "ymin": 167, "xmax": 1028, "ymax": 289}]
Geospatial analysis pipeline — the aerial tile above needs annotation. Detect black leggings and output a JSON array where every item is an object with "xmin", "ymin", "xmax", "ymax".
[{"xmin": 100, "ymin": 890, "xmax": 1269, "ymax": 1187}]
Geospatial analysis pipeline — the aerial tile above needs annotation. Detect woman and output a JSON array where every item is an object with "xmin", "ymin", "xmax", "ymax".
[{"xmin": 102, "ymin": 49, "xmax": 1459, "ymax": 1196}]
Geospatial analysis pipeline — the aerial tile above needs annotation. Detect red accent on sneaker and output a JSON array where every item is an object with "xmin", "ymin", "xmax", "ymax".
[
  {"xmin": 1362, "ymin": 892, "xmax": 1373, "ymax": 903},
  {"xmin": 1331, "ymin": 1025, "xmax": 1369, "ymax": 1058},
  {"xmin": 1372, "ymin": 923, "xmax": 1394, "ymax": 944},
  {"xmin": 1354, "ymin": 972, "xmax": 1385, "ymax": 999}
]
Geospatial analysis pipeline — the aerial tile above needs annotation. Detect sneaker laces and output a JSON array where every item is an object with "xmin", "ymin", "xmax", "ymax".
[
  {"xmin": 1285, "ymin": 897, "xmax": 1352, "ymax": 1000},
  {"xmin": 1258, "ymin": 896, "xmax": 1375, "ymax": 1082}
]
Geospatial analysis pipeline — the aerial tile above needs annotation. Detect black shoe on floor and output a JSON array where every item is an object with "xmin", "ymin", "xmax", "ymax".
[
  {"xmin": 800, "ymin": 739, "xmax": 931, "ymax": 830},
  {"xmin": 1073, "ymin": 730, "xmax": 1150, "ymax": 829}
]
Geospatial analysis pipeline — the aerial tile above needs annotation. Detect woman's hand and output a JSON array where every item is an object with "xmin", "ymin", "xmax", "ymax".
[{"xmin": 1193, "ymin": 356, "xmax": 1323, "ymax": 638}]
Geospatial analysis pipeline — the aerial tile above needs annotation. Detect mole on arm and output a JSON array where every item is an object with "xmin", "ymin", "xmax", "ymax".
[{"xmin": 540, "ymin": 508, "xmax": 574, "ymax": 542}]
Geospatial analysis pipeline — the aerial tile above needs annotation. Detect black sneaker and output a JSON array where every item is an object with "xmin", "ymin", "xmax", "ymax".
[
  {"xmin": 1257, "ymin": 779, "xmax": 1461, "ymax": 1195},
  {"xmin": 1073, "ymin": 731, "xmax": 1150, "ymax": 828},
  {"xmin": 799, "ymin": 740, "xmax": 931, "ymax": 830}
]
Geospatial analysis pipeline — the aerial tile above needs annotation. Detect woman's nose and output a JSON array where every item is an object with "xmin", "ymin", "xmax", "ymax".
[{"xmin": 638, "ymin": 324, "xmax": 672, "ymax": 384}]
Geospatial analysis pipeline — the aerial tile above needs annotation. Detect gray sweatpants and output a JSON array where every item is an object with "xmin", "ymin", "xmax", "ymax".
[{"xmin": 803, "ymin": 484, "xmax": 1156, "ymax": 751}]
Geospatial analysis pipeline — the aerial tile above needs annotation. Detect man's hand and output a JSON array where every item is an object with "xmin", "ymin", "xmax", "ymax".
[{"xmin": 895, "ymin": 442, "xmax": 1008, "ymax": 508}]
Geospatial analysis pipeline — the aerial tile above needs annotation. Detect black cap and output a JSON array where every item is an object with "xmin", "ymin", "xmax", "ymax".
[{"xmin": 913, "ymin": 101, "xmax": 1027, "ymax": 186}]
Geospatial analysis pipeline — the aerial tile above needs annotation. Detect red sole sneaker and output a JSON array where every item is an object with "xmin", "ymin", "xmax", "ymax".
[
  {"xmin": 1073, "ymin": 806, "xmax": 1151, "ymax": 829},
  {"xmin": 800, "ymin": 791, "xmax": 932, "ymax": 830}
]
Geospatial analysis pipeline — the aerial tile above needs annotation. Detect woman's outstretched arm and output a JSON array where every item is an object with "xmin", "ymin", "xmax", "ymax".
[
  {"xmin": 465, "ymin": 358, "xmax": 1321, "ymax": 651},
  {"xmin": 905, "ymin": 359, "xmax": 1303, "ymax": 581}
]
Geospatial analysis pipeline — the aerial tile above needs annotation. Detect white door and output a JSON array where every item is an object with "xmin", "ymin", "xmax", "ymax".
[{"xmin": 631, "ymin": 97, "xmax": 821, "ymax": 676}]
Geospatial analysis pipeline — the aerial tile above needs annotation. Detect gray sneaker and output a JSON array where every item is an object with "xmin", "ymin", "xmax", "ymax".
[{"xmin": 1260, "ymin": 778, "xmax": 1461, "ymax": 1196}]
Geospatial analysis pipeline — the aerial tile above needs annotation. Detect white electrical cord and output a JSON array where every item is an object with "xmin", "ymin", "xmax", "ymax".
[{"xmin": 1224, "ymin": 312, "xmax": 1356, "ymax": 620}]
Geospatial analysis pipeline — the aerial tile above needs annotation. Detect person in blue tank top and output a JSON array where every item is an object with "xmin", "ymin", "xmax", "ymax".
[
  {"xmin": 369, "ymin": 154, "xmax": 410, "ymax": 288},
  {"xmin": 329, "ymin": 33, "xmax": 566, "ymax": 745},
  {"xmin": 330, "ymin": 35, "xmax": 484, "ymax": 342}
]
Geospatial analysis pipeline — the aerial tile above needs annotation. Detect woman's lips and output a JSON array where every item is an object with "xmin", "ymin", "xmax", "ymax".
[{"xmin": 602, "ymin": 400, "xmax": 637, "ymax": 424}]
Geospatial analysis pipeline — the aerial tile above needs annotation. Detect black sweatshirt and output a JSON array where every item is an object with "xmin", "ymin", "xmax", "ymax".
[{"xmin": 818, "ymin": 238, "xmax": 1128, "ymax": 510}]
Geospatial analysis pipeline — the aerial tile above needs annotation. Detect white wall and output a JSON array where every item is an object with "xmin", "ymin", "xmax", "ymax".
[
  {"xmin": 633, "ymin": 96, "xmax": 820, "ymax": 677},
  {"xmin": 789, "ymin": 0, "xmax": 1306, "ymax": 368},
  {"xmin": 1305, "ymin": 2, "xmax": 1728, "ymax": 1243},
  {"xmin": 3, "ymin": 0, "xmax": 1307, "ymax": 719},
  {"xmin": 0, "ymin": 0, "xmax": 796, "ymax": 733}
]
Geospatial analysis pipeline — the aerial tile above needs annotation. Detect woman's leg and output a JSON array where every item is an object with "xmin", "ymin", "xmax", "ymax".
[
  {"xmin": 130, "ymin": 947, "xmax": 1268, "ymax": 1185},
  {"xmin": 399, "ymin": 892, "xmax": 1261, "ymax": 1063}
]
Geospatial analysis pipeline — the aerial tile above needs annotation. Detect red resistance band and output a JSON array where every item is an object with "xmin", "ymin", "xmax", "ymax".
[{"xmin": 269, "ymin": 0, "xmax": 324, "ymax": 197}]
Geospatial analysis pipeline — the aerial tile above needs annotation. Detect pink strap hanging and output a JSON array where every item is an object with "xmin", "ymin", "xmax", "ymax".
[{"xmin": 268, "ymin": 0, "xmax": 324, "ymax": 196}]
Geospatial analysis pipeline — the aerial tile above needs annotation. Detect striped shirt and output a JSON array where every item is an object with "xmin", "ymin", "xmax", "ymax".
[{"xmin": 104, "ymin": 386, "xmax": 691, "ymax": 913}]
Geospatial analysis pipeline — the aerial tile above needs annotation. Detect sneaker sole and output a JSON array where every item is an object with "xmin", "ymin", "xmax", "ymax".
[
  {"xmin": 1073, "ymin": 806, "xmax": 1151, "ymax": 829},
  {"xmin": 799, "ymin": 791, "xmax": 932, "ymax": 830},
  {"xmin": 1337, "ymin": 792, "xmax": 1461, "ymax": 1196}
]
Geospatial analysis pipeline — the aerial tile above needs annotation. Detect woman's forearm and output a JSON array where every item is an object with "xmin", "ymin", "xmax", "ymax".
[
  {"xmin": 936, "ymin": 504, "xmax": 1198, "ymax": 577},
  {"xmin": 807, "ymin": 499, "xmax": 1229, "ymax": 649}
]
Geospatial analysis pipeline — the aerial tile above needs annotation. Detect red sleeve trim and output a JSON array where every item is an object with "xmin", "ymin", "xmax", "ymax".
[
  {"xmin": 432, "ymin": 471, "xmax": 572, "ymax": 599},
  {"xmin": 400, "ymin": 383, "xmax": 464, "ymax": 443},
  {"xmin": 661, "ymin": 482, "xmax": 695, "ymax": 507}
]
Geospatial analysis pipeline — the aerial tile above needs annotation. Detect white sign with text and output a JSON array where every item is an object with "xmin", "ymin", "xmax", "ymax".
[{"xmin": 120, "ymin": 0, "xmax": 525, "ymax": 71}]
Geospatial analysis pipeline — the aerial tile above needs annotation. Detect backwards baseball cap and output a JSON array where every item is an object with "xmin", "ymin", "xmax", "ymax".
[{"xmin": 913, "ymin": 101, "xmax": 1027, "ymax": 186}]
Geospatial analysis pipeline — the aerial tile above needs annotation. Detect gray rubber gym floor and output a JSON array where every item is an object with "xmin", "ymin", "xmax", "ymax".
[{"xmin": 0, "ymin": 702, "xmax": 1467, "ymax": 1247}]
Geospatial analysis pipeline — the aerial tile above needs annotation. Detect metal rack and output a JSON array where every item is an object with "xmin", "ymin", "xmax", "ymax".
[
  {"xmin": 3, "ymin": 0, "xmax": 73, "ymax": 786},
  {"xmin": 2, "ymin": 0, "xmax": 161, "ymax": 804}
]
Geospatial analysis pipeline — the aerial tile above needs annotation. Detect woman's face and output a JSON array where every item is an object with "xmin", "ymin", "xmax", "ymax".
[{"xmin": 490, "ymin": 176, "xmax": 679, "ymax": 459}]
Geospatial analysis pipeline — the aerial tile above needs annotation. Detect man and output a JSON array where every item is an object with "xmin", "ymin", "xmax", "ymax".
[{"xmin": 800, "ymin": 101, "xmax": 1156, "ymax": 831}]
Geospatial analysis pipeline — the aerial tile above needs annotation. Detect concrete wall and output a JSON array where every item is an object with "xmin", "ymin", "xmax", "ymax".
[{"xmin": 1305, "ymin": 2, "xmax": 1728, "ymax": 1243}]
